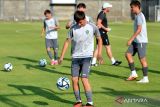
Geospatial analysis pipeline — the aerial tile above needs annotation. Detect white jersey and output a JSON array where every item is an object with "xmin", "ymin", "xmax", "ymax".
[
  {"xmin": 68, "ymin": 23, "xmax": 100, "ymax": 58},
  {"xmin": 134, "ymin": 12, "xmax": 148, "ymax": 43},
  {"xmin": 44, "ymin": 18, "xmax": 59, "ymax": 39}
]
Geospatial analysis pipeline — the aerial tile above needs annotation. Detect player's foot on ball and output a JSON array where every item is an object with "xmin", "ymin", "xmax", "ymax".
[
  {"xmin": 91, "ymin": 63, "xmax": 98, "ymax": 67},
  {"xmin": 112, "ymin": 60, "xmax": 122, "ymax": 66},
  {"xmin": 137, "ymin": 78, "xmax": 149, "ymax": 83},
  {"xmin": 73, "ymin": 102, "xmax": 82, "ymax": 107},
  {"xmin": 82, "ymin": 103, "xmax": 94, "ymax": 107},
  {"xmin": 126, "ymin": 74, "xmax": 138, "ymax": 81}
]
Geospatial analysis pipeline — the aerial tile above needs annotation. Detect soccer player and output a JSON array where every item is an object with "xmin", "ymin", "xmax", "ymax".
[
  {"xmin": 91, "ymin": 2, "xmax": 122, "ymax": 66},
  {"xmin": 66, "ymin": 3, "xmax": 93, "ymax": 29},
  {"xmin": 126, "ymin": 1, "xmax": 149, "ymax": 83},
  {"xmin": 41, "ymin": 10, "xmax": 60, "ymax": 65},
  {"xmin": 59, "ymin": 11, "xmax": 102, "ymax": 107}
]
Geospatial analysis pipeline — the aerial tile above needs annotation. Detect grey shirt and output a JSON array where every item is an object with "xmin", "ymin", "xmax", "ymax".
[
  {"xmin": 134, "ymin": 12, "xmax": 148, "ymax": 43},
  {"xmin": 68, "ymin": 23, "xmax": 100, "ymax": 58}
]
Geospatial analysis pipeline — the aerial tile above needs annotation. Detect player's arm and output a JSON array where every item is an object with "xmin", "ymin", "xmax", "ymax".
[
  {"xmin": 66, "ymin": 21, "xmax": 72, "ymax": 29},
  {"xmin": 41, "ymin": 21, "xmax": 46, "ymax": 37},
  {"xmin": 59, "ymin": 38, "xmax": 71, "ymax": 64},
  {"xmin": 127, "ymin": 25, "xmax": 142, "ymax": 46},
  {"xmin": 50, "ymin": 18, "xmax": 60, "ymax": 30},
  {"xmin": 97, "ymin": 19, "xmax": 111, "ymax": 32},
  {"xmin": 96, "ymin": 36, "xmax": 103, "ymax": 64}
]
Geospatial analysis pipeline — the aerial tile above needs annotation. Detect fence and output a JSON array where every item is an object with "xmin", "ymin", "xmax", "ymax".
[{"xmin": 0, "ymin": 0, "xmax": 131, "ymax": 21}]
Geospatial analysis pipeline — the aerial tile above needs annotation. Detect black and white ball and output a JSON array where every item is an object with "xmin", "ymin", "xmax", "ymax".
[
  {"xmin": 56, "ymin": 77, "xmax": 70, "ymax": 91},
  {"xmin": 39, "ymin": 59, "xmax": 47, "ymax": 67},
  {"xmin": 4, "ymin": 63, "xmax": 13, "ymax": 71}
]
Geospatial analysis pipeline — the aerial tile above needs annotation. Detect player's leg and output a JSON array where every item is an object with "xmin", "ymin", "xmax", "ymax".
[
  {"xmin": 71, "ymin": 58, "xmax": 82, "ymax": 107},
  {"xmin": 126, "ymin": 42, "xmax": 138, "ymax": 80},
  {"xmin": 81, "ymin": 57, "xmax": 93, "ymax": 107},
  {"xmin": 102, "ymin": 34, "xmax": 122, "ymax": 66},
  {"xmin": 137, "ymin": 43, "xmax": 149, "ymax": 83},
  {"xmin": 91, "ymin": 44, "xmax": 98, "ymax": 66},
  {"xmin": 45, "ymin": 39, "xmax": 54, "ymax": 65},
  {"xmin": 53, "ymin": 39, "xmax": 58, "ymax": 65}
]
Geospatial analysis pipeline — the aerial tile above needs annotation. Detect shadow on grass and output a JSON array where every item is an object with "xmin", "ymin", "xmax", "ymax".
[
  {"xmin": 33, "ymin": 101, "xmax": 49, "ymax": 106},
  {"xmin": 101, "ymin": 87, "xmax": 160, "ymax": 107},
  {"xmin": 91, "ymin": 69, "xmax": 126, "ymax": 80},
  {"xmin": 8, "ymin": 84, "xmax": 74, "ymax": 105},
  {"xmin": 117, "ymin": 65, "xmax": 160, "ymax": 74},
  {"xmin": 8, "ymin": 56, "xmax": 38, "ymax": 63},
  {"xmin": 24, "ymin": 64, "xmax": 70, "ymax": 76},
  {"xmin": 0, "ymin": 95, "xmax": 27, "ymax": 107}
]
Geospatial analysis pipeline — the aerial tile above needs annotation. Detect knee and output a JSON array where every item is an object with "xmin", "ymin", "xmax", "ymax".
[
  {"xmin": 81, "ymin": 77, "xmax": 88, "ymax": 83},
  {"xmin": 72, "ymin": 77, "xmax": 79, "ymax": 84},
  {"xmin": 47, "ymin": 48, "xmax": 51, "ymax": 51},
  {"xmin": 125, "ymin": 52, "xmax": 130, "ymax": 59}
]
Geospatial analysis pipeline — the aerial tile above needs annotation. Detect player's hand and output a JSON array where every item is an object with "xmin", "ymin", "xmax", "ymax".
[
  {"xmin": 97, "ymin": 55, "xmax": 104, "ymax": 65},
  {"xmin": 97, "ymin": 24, "xmax": 102, "ymax": 29},
  {"xmin": 127, "ymin": 39, "xmax": 132, "ymax": 46},
  {"xmin": 58, "ymin": 57, "xmax": 63, "ymax": 65},
  {"xmin": 105, "ymin": 28, "xmax": 111, "ymax": 32}
]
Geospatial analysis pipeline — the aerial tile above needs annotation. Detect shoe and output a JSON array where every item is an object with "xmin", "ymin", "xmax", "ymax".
[
  {"xmin": 51, "ymin": 60, "xmax": 55, "ymax": 65},
  {"xmin": 91, "ymin": 63, "xmax": 98, "ymax": 67},
  {"xmin": 137, "ymin": 78, "xmax": 149, "ymax": 83},
  {"xmin": 54, "ymin": 60, "xmax": 58, "ymax": 65},
  {"xmin": 126, "ymin": 74, "xmax": 138, "ymax": 81},
  {"xmin": 82, "ymin": 103, "xmax": 94, "ymax": 107},
  {"xmin": 73, "ymin": 102, "xmax": 82, "ymax": 107},
  {"xmin": 112, "ymin": 61, "xmax": 122, "ymax": 66}
]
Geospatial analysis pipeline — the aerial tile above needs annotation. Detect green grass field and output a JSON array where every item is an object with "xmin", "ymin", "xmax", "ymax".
[{"xmin": 0, "ymin": 21, "xmax": 159, "ymax": 107}]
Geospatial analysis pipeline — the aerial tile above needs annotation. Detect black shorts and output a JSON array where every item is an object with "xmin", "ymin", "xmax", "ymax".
[{"xmin": 96, "ymin": 30, "xmax": 110, "ymax": 46}]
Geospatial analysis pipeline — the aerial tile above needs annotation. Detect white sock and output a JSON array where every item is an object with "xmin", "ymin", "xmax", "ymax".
[
  {"xmin": 88, "ymin": 102, "xmax": 93, "ymax": 105},
  {"xmin": 131, "ymin": 70, "xmax": 137, "ymax": 76},
  {"xmin": 111, "ymin": 57, "xmax": 116, "ymax": 64},
  {"xmin": 91, "ymin": 57, "xmax": 97, "ymax": 64},
  {"xmin": 143, "ymin": 76, "xmax": 148, "ymax": 80}
]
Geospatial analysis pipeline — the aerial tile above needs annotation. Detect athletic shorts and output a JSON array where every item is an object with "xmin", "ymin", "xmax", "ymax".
[
  {"xmin": 126, "ymin": 42, "xmax": 147, "ymax": 59},
  {"xmin": 96, "ymin": 29, "xmax": 110, "ymax": 46},
  {"xmin": 45, "ymin": 39, "xmax": 58, "ymax": 49},
  {"xmin": 71, "ymin": 57, "xmax": 91, "ymax": 78}
]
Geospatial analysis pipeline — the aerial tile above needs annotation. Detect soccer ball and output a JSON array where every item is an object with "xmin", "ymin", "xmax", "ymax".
[
  {"xmin": 4, "ymin": 63, "xmax": 13, "ymax": 71},
  {"xmin": 56, "ymin": 77, "xmax": 70, "ymax": 91},
  {"xmin": 39, "ymin": 59, "xmax": 47, "ymax": 67}
]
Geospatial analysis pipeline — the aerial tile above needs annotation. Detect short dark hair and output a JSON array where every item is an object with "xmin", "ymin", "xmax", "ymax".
[
  {"xmin": 77, "ymin": 3, "xmax": 86, "ymax": 9},
  {"xmin": 74, "ymin": 11, "xmax": 85, "ymax": 22},
  {"xmin": 130, "ymin": 0, "xmax": 141, "ymax": 9},
  {"xmin": 44, "ymin": 9, "xmax": 51, "ymax": 15}
]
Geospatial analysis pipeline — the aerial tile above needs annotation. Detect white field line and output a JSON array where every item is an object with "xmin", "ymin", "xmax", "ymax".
[{"xmin": 15, "ymin": 29, "xmax": 160, "ymax": 46}]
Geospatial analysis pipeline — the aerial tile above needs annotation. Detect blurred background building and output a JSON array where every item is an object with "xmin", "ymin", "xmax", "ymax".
[{"xmin": 0, "ymin": 0, "xmax": 159, "ymax": 22}]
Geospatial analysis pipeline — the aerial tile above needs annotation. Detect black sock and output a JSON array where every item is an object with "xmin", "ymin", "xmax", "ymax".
[
  {"xmin": 129, "ymin": 62, "xmax": 135, "ymax": 71},
  {"xmin": 142, "ymin": 67, "xmax": 148, "ymax": 76}
]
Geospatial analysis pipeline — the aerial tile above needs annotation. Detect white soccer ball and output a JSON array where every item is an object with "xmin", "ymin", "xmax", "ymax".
[
  {"xmin": 39, "ymin": 59, "xmax": 47, "ymax": 67},
  {"xmin": 4, "ymin": 63, "xmax": 13, "ymax": 71},
  {"xmin": 56, "ymin": 77, "xmax": 70, "ymax": 91}
]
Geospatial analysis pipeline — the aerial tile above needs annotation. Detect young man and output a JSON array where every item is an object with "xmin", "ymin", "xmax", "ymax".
[
  {"xmin": 41, "ymin": 10, "xmax": 60, "ymax": 65},
  {"xmin": 66, "ymin": 3, "xmax": 93, "ymax": 29},
  {"xmin": 59, "ymin": 11, "xmax": 102, "ymax": 107},
  {"xmin": 91, "ymin": 2, "xmax": 122, "ymax": 66},
  {"xmin": 126, "ymin": 1, "xmax": 149, "ymax": 83}
]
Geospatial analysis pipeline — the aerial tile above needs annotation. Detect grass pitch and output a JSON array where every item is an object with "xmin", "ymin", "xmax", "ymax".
[{"xmin": 0, "ymin": 21, "xmax": 159, "ymax": 107}]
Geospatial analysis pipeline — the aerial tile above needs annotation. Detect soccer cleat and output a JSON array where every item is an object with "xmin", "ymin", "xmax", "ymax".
[
  {"xmin": 73, "ymin": 102, "xmax": 82, "ymax": 107},
  {"xmin": 51, "ymin": 60, "xmax": 55, "ymax": 65},
  {"xmin": 91, "ymin": 63, "xmax": 98, "ymax": 67},
  {"xmin": 82, "ymin": 103, "xmax": 94, "ymax": 107},
  {"xmin": 137, "ymin": 78, "xmax": 149, "ymax": 83},
  {"xmin": 112, "ymin": 60, "xmax": 122, "ymax": 66},
  {"xmin": 54, "ymin": 60, "xmax": 58, "ymax": 65},
  {"xmin": 126, "ymin": 74, "xmax": 138, "ymax": 81}
]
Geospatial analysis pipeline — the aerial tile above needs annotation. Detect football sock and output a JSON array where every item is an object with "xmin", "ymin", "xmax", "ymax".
[
  {"xmin": 129, "ymin": 62, "xmax": 136, "ymax": 71},
  {"xmin": 142, "ymin": 67, "xmax": 148, "ymax": 76},
  {"xmin": 47, "ymin": 51, "xmax": 53, "ymax": 60},
  {"xmin": 54, "ymin": 48, "xmax": 58, "ymax": 60},
  {"xmin": 111, "ymin": 57, "xmax": 116, "ymax": 64},
  {"xmin": 91, "ymin": 57, "xmax": 97, "ymax": 64},
  {"xmin": 74, "ymin": 90, "xmax": 81, "ymax": 102},
  {"xmin": 85, "ymin": 91, "xmax": 93, "ymax": 103}
]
